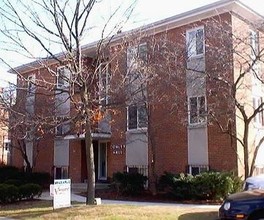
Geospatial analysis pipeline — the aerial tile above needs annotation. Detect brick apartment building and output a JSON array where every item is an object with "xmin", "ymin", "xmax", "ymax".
[
  {"xmin": 0, "ymin": 88, "xmax": 11, "ymax": 165},
  {"xmin": 9, "ymin": 0, "xmax": 264, "ymax": 184}
]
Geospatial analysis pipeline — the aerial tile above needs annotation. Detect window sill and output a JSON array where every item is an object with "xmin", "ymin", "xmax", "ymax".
[
  {"xmin": 188, "ymin": 123, "xmax": 207, "ymax": 129},
  {"xmin": 126, "ymin": 128, "xmax": 147, "ymax": 134},
  {"xmin": 253, "ymin": 123, "xmax": 264, "ymax": 129},
  {"xmin": 187, "ymin": 54, "xmax": 204, "ymax": 60}
]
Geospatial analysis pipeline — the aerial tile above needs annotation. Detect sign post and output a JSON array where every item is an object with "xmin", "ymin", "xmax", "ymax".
[{"xmin": 53, "ymin": 179, "xmax": 71, "ymax": 209}]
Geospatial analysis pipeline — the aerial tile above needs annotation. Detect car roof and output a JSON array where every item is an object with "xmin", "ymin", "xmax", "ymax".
[{"xmin": 246, "ymin": 175, "xmax": 264, "ymax": 184}]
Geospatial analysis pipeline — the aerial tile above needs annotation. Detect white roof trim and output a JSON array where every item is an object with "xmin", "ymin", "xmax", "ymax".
[
  {"xmin": 11, "ymin": 0, "xmax": 264, "ymax": 73},
  {"xmin": 62, "ymin": 132, "xmax": 111, "ymax": 140}
]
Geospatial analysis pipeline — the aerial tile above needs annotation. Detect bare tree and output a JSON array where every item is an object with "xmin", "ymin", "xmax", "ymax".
[
  {"xmin": 0, "ymin": 0, "xmax": 137, "ymax": 204},
  {"xmin": 195, "ymin": 15, "xmax": 264, "ymax": 179}
]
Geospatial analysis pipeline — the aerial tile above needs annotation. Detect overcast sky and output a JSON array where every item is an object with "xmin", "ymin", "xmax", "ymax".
[
  {"xmin": 1, "ymin": 0, "xmax": 264, "ymax": 86},
  {"xmin": 137, "ymin": 0, "xmax": 264, "ymax": 24}
]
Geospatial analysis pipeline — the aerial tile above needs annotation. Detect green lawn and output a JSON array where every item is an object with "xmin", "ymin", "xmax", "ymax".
[{"xmin": 0, "ymin": 200, "xmax": 219, "ymax": 220}]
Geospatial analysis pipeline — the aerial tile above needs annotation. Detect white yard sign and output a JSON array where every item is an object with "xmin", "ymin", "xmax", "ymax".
[{"xmin": 53, "ymin": 179, "xmax": 71, "ymax": 209}]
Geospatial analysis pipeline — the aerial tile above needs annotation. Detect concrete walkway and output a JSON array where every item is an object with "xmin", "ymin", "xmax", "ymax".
[{"xmin": 40, "ymin": 185, "xmax": 220, "ymax": 209}]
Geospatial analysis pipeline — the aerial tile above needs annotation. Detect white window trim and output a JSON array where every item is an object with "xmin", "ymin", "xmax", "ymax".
[
  {"xmin": 56, "ymin": 65, "xmax": 70, "ymax": 89},
  {"xmin": 55, "ymin": 117, "xmax": 70, "ymax": 137},
  {"xmin": 253, "ymin": 96, "xmax": 264, "ymax": 127},
  {"xmin": 249, "ymin": 29, "xmax": 259, "ymax": 59},
  {"xmin": 3, "ymin": 140, "xmax": 10, "ymax": 152},
  {"xmin": 98, "ymin": 141, "xmax": 108, "ymax": 181},
  {"xmin": 188, "ymin": 165, "xmax": 209, "ymax": 175},
  {"xmin": 186, "ymin": 26, "xmax": 205, "ymax": 58},
  {"xmin": 188, "ymin": 96, "xmax": 207, "ymax": 126},
  {"xmin": 126, "ymin": 105, "xmax": 147, "ymax": 131},
  {"xmin": 98, "ymin": 62, "xmax": 111, "ymax": 106},
  {"xmin": 54, "ymin": 166, "xmax": 69, "ymax": 179},
  {"xmin": 27, "ymin": 75, "xmax": 35, "ymax": 96}
]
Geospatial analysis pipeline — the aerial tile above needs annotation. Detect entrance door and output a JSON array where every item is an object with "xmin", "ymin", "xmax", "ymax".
[{"xmin": 98, "ymin": 142, "xmax": 107, "ymax": 181}]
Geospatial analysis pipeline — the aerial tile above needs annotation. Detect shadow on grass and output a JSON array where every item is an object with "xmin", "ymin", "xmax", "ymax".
[{"xmin": 179, "ymin": 211, "xmax": 218, "ymax": 220}]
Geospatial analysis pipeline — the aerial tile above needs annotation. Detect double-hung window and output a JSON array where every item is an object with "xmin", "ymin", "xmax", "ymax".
[
  {"xmin": 27, "ymin": 75, "xmax": 35, "ymax": 96},
  {"xmin": 127, "ymin": 105, "xmax": 147, "ymax": 130},
  {"xmin": 57, "ymin": 66, "xmax": 70, "ymax": 88},
  {"xmin": 186, "ymin": 27, "xmax": 204, "ymax": 58},
  {"xmin": 189, "ymin": 96, "xmax": 206, "ymax": 125},
  {"xmin": 55, "ymin": 117, "xmax": 70, "ymax": 136},
  {"xmin": 253, "ymin": 96, "xmax": 264, "ymax": 126},
  {"xmin": 99, "ymin": 62, "xmax": 111, "ymax": 106},
  {"xmin": 250, "ymin": 30, "xmax": 259, "ymax": 59}
]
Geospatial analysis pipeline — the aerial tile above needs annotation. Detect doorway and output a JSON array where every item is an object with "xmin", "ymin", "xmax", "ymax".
[{"xmin": 98, "ymin": 142, "xmax": 107, "ymax": 181}]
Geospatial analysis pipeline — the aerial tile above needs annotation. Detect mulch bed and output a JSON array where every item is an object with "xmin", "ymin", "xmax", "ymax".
[{"xmin": 92, "ymin": 188, "xmax": 222, "ymax": 205}]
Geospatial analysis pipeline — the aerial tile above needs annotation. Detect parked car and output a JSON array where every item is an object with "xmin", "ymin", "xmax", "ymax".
[
  {"xmin": 219, "ymin": 175, "xmax": 264, "ymax": 220},
  {"xmin": 244, "ymin": 175, "xmax": 264, "ymax": 191}
]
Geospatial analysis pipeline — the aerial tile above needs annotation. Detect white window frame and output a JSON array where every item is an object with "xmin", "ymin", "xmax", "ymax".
[
  {"xmin": 27, "ymin": 75, "xmax": 35, "ymax": 96},
  {"xmin": 127, "ymin": 105, "xmax": 147, "ymax": 131},
  {"xmin": 99, "ymin": 62, "xmax": 111, "ymax": 106},
  {"xmin": 249, "ymin": 30, "xmax": 259, "ymax": 59},
  {"xmin": 127, "ymin": 43, "xmax": 147, "ymax": 70},
  {"xmin": 188, "ymin": 96, "xmax": 207, "ymax": 125},
  {"xmin": 138, "ymin": 43, "xmax": 147, "ymax": 62},
  {"xmin": 253, "ymin": 96, "xmax": 264, "ymax": 126},
  {"xmin": 186, "ymin": 26, "xmax": 205, "ymax": 58},
  {"xmin": 3, "ymin": 140, "xmax": 10, "ymax": 152},
  {"xmin": 55, "ymin": 117, "xmax": 70, "ymax": 137},
  {"xmin": 56, "ymin": 66, "xmax": 70, "ymax": 88},
  {"xmin": 188, "ymin": 165, "xmax": 209, "ymax": 175},
  {"xmin": 54, "ymin": 166, "xmax": 69, "ymax": 179}
]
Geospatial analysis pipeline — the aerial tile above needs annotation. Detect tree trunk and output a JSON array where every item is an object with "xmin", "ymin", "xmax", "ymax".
[
  {"xmin": 18, "ymin": 139, "xmax": 32, "ymax": 173},
  {"xmin": 243, "ymin": 122, "xmax": 249, "ymax": 179},
  {"xmin": 85, "ymin": 119, "xmax": 95, "ymax": 205}
]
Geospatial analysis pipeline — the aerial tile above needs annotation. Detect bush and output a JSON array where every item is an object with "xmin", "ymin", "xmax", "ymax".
[
  {"xmin": 158, "ymin": 171, "xmax": 243, "ymax": 201},
  {"xmin": 19, "ymin": 184, "xmax": 42, "ymax": 200},
  {"xmin": 0, "ymin": 184, "xmax": 19, "ymax": 203},
  {"xmin": 0, "ymin": 166, "xmax": 50, "ymax": 188},
  {"xmin": 112, "ymin": 172, "xmax": 147, "ymax": 196},
  {"xmin": 24, "ymin": 172, "xmax": 51, "ymax": 187},
  {"xmin": 0, "ymin": 183, "xmax": 42, "ymax": 203},
  {"xmin": 4, "ymin": 179, "xmax": 23, "ymax": 186},
  {"xmin": 0, "ymin": 166, "xmax": 21, "ymax": 183}
]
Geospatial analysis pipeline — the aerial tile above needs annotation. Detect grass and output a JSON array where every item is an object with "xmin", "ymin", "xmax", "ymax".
[{"xmin": 0, "ymin": 200, "xmax": 219, "ymax": 220}]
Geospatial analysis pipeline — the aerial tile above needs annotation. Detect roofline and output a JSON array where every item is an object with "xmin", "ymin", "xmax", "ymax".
[{"xmin": 11, "ymin": 0, "xmax": 264, "ymax": 74}]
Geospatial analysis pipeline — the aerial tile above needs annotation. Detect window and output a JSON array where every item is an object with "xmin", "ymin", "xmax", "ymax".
[
  {"xmin": 4, "ymin": 140, "xmax": 10, "ymax": 152},
  {"xmin": 189, "ymin": 96, "xmax": 206, "ymax": 125},
  {"xmin": 55, "ymin": 118, "xmax": 70, "ymax": 136},
  {"xmin": 188, "ymin": 165, "xmax": 209, "ymax": 176},
  {"xmin": 250, "ymin": 30, "xmax": 259, "ymax": 58},
  {"xmin": 253, "ymin": 97, "xmax": 264, "ymax": 125},
  {"xmin": 138, "ymin": 43, "xmax": 147, "ymax": 62},
  {"xmin": 55, "ymin": 166, "xmax": 68, "ymax": 179},
  {"xmin": 127, "ymin": 43, "xmax": 147, "ymax": 70},
  {"xmin": 99, "ymin": 62, "xmax": 111, "ymax": 106},
  {"xmin": 57, "ymin": 66, "xmax": 70, "ymax": 88},
  {"xmin": 186, "ymin": 27, "xmax": 204, "ymax": 58},
  {"xmin": 27, "ymin": 75, "xmax": 35, "ymax": 96},
  {"xmin": 127, "ymin": 105, "xmax": 147, "ymax": 130}
]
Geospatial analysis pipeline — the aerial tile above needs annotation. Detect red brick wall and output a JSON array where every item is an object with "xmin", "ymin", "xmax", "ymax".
[
  {"xmin": 33, "ymin": 137, "xmax": 54, "ymax": 175},
  {"xmin": 69, "ymin": 139, "xmax": 82, "ymax": 183}
]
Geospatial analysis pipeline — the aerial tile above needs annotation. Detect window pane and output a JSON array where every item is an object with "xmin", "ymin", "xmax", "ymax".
[
  {"xmin": 253, "ymin": 97, "xmax": 257, "ymax": 122},
  {"xmin": 57, "ymin": 68, "xmax": 65, "ymax": 87},
  {"xmin": 190, "ymin": 97, "xmax": 198, "ymax": 124},
  {"xmin": 187, "ymin": 31, "xmax": 196, "ymax": 57},
  {"xmin": 139, "ymin": 44, "xmax": 147, "ymax": 62},
  {"xmin": 99, "ymin": 63, "xmax": 110, "ymax": 105},
  {"xmin": 198, "ymin": 96, "xmax": 206, "ymax": 122},
  {"xmin": 196, "ymin": 29, "xmax": 204, "ymax": 55},
  {"xmin": 138, "ymin": 105, "xmax": 147, "ymax": 128},
  {"xmin": 128, "ymin": 106, "xmax": 137, "ymax": 129}
]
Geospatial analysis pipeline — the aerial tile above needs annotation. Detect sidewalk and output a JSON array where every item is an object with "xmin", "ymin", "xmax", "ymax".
[{"xmin": 40, "ymin": 184, "xmax": 220, "ymax": 209}]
